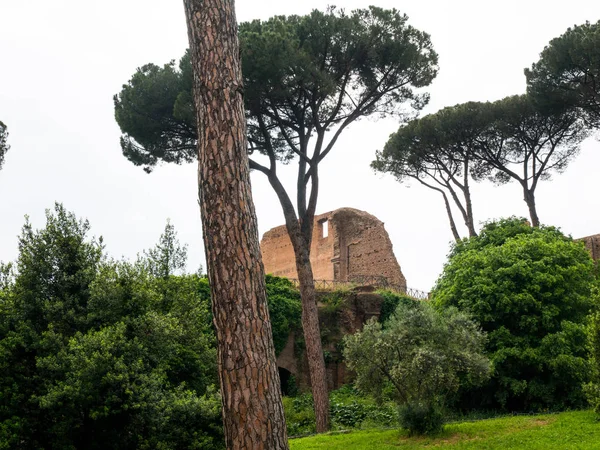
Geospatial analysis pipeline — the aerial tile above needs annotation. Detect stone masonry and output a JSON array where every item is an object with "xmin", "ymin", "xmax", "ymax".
[
  {"xmin": 260, "ymin": 207, "xmax": 406, "ymax": 287},
  {"xmin": 578, "ymin": 233, "xmax": 600, "ymax": 261}
]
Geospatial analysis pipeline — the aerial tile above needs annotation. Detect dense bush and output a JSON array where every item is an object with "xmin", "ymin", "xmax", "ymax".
[
  {"xmin": 265, "ymin": 274, "xmax": 302, "ymax": 355},
  {"xmin": 433, "ymin": 218, "xmax": 597, "ymax": 412},
  {"xmin": 0, "ymin": 205, "xmax": 223, "ymax": 450},
  {"xmin": 376, "ymin": 290, "xmax": 418, "ymax": 325},
  {"xmin": 0, "ymin": 206, "xmax": 310, "ymax": 448},
  {"xmin": 343, "ymin": 300, "xmax": 490, "ymax": 435},
  {"xmin": 585, "ymin": 310, "xmax": 600, "ymax": 414},
  {"xmin": 283, "ymin": 386, "xmax": 398, "ymax": 436}
]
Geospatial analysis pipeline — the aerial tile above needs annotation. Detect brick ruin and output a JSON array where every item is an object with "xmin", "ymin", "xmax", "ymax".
[
  {"xmin": 261, "ymin": 207, "xmax": 407, "ymax": 393},
  {"xmin": 260, "ymin": 207, "xmax": 407, "ymax": 288},
  {"xmin": 276, "ymin": 287, "xmax": 387, "ymax": 392},
  {"xmin": 578, "ymin": 233, "xmax": 600, "ymax": 261}
]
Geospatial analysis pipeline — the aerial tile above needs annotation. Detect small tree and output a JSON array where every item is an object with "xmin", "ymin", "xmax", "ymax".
[
  {"xmin": 0, "ymin": 121, "xmax": 9, "ymax": 171},
  {"xmin": 144, "ymin": 219, "xmax": 188, "ymax": 278},
  {"xmin": 525, "ymin": 20, "xmax": 600, "ymax": 127},
  {"xmin": 343, "ymin": 300, "xmax": 490, "ymax": 435},
  {"xmin": 432, "ymin": 218, "xmax": 596, "ymax": 411}
]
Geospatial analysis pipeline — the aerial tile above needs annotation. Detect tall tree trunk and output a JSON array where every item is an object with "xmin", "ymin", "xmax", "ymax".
[
  {"xmin": 291, "ymin": 235, "xmax": 330, "ymax": 433},
  {"xmin": 523, "ymin": 187, "xmax": 540, "ymax": 227},
  {"xmin": 183, "ymin": 1, "xmax": 289, "ymax": 449},
  {"xmin": 463, "ymin": 165, "xmax": 477, "ymax": 237},
  {"xmin": 442, "ymin": 191, "xmax": 462, "ymax": 242},
  {"xmin": 265, "ymin": 171, "xmax": 331, "ymax": 433}
]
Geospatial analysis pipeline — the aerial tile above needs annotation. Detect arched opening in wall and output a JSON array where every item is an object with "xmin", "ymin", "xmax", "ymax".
[{"xmin": 278, "ymin": 367, "xmax": 295, "ymax": 396}]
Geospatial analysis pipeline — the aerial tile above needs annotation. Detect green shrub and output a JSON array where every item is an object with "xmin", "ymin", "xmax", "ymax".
[
  {"xmin": 283, "ymin": 394, "xmax": 316, "ymax": 436},
  {"xmin": 265, "ymin": 275, "xmax": 302, "ymax": 355},
  {"xmin": 398, "ymin": 402, "xmax": 445, "ymax": 436},
  {"xmin": 0, "ymin": 206, "xmax": 223, "ymax": 449},
  {"xmin": 343, "ymin": 301, "xmax": 490, "ymax": 435},
  {"xmin": 283, "ymin": 387, "xmax": 399, "ymax": 436},
  {"xmin": 433, "ymin": 218, "xmax": 596, "ymax": 411},
  {"xmin": 376, "ymin": 290, "xmax": 418, "ymax": 325},
  {"xmin": 585, "ymin": 310, "xmax": 600, "ymax": 414}
]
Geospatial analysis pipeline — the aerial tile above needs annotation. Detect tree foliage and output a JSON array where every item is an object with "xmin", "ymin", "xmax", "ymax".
[
  {"xmin": 585, "ymin": 308, "xmax": 600, "ymax": 415},
  {"xmin": 113, "ymin": 55, "xmax": 196, "ymax": 172},
  {"xmin": 432, "ymin": 218, "xmax": 596, "ymax": 411},
  {"xmin": 343, "ymin": 300, "xmax": 490, "ymax": 435},
  {"xmin": 373, "ymin": 102, "xmax": 493, "ymax": 240},
  {"xmin": 265, "ymin": 275, "xmax": 302, "ymax": 355},
  {"xmin": 114, "ymin": 7, "xmax": 438, "ymax": 174},
  {"xmin": 143, "ymin": 219, "xmax": 188, "ymax": 278},
  {"xmin": 526, "ymin": 20, "xmax": 600, "ymax": 127},
  {"xmin": 0, "ymin": 121, "xmax": 9, "ymax": 171},
  {"xmin": 477, "ymin": 95, "xmax": 588, "ymax": 227},
  {"xmin": 376, "ymin": 95, "xmax": 588, "ymax": 232},
  {"xmin": 0, "ymin": 204, "xmax": 222, "ymax": 449}
]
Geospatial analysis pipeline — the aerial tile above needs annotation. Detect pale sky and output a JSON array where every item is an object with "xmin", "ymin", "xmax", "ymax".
[{"xmin": 1, "ymin": 0, "xmax": 599, "ymax": 291}]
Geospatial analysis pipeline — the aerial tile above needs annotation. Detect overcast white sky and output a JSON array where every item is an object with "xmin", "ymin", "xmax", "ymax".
[{"xmin": 1, "ymin": 0, "xmax": 599, "ymax": 291}]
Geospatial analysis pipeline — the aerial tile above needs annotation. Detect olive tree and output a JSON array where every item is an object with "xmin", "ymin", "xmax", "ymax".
[{"xmin": 343, "ymin": 300, "xmax": 490, "ymax": 435}]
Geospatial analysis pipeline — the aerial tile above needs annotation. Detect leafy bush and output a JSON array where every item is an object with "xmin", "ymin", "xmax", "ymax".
[
  {"xmin": 376, "ymin": 290, "xmax": 417, "ymax": 325},
  {"xmin": 283, "ymin": 394, "xmax": 316, "ymax": 436},
  {"xmin": 398, "ymin": 403, "xmax": 444, "ymax": 436},
  {"xmin": 265, "ymin": 275, "xmax": 302, "ymax": 355},
  {"xmin": 0, "ymin": 205, "xmax": 223, "ymax": 449},
  {"xmin": 585, "ymin": 310, "xmax": 600, "ymax": 414},
  {"xmin": 343, "ymin": 301, "xmax": 490, "ymax": 435},
  {"xmin": 433, "ymin": 218, "xmax": 596, "ymax": 412},
  {"xmin": 283, "ymin": 387, "xmax": 398, "ymax": 436}
]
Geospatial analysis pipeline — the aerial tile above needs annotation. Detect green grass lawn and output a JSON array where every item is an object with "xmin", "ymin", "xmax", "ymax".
[{"xmin": 289, "ymin": 410, "xmax": 600, "ymax": 449}]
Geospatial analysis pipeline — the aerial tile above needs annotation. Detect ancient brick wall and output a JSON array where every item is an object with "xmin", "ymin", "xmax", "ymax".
[
  {"xmin": 275, "ymin": 288, "xmax": 388, "ymax": 391},
  {"xmin": 330, "ymin": 208, "xmax": 406, "ymax": 287},
  {"xmin": 577, "ymin": 233, "xmax": 600, "ymax": 261},
  {"xmin": 259, "ymin": 225, "xmax": 298, "ymax": 278},
  {"xmin": 260, "ymin": 207, "xmax": 406, "ymax": 287}
]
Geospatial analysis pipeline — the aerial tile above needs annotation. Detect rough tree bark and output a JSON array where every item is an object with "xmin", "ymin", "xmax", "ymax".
[
  {"xmin": 523, "ymin": 187, "xmax": 540, "ymax": 227},
  {"xmin": 183, "ymin": 1, "xmax": 289, "ymax": 448},
  {"xmin": 258, "ymin": 168, "xmax": 330, "ymax": 432},
  {"xmin": 289, "ymin": 226, "xmax": 330, "ymax": 433}
]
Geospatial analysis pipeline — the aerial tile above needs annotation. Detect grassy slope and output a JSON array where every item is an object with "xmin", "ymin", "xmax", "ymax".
[{"xmin": 290, "ymin": 410, "xmax": 600, "ymax": 449}]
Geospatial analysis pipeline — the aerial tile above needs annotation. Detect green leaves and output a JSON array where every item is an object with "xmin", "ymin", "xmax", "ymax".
[
  {"xmin": 432, "ymin": 218, "xmax": 596, "ymax": 410},
  {"xmin": 343, "ymin": 300, "xmax": 489, "ymax": 434},
  {"xmin": 114, "ymin": 57, "xmax": 197, "ymax": 172},
  {"xmin": 264, "ymin": 275, "xmax": 302, "ymax": 355},
  {"xmin": 114, "ymin": 7, "xmax": 438, "ymax": 172},
  {"xmin": 526, "ymin": 20, "xmax": 600, "ymax": 127},
  {"xmin": 0, "ymin": 205, "xmax": 222, "ymax": 449},
  {"xmin": 0, "ymin": 121, "xmax": 9, "ymax": 171},
  {"xmin": 143, "ymin": 219, "xmax": 188, "ymax": 278}
]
